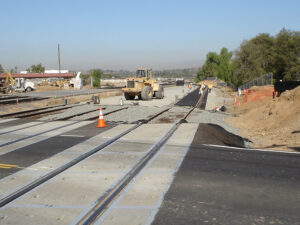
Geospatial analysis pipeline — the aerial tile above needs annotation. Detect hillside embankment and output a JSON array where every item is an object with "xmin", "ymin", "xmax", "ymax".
[{"xmin": 227, "ymin": 85, "xmax": 300, "ymax": 151}]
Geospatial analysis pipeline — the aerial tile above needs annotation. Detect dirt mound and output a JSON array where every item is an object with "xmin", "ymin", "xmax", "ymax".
[
  {"xmin": 191, "ymin": 123, "xmax": 245, "ymax": 148},
  {"xmin": 228, "ymin": 86, "xmax": 300, "ymax": 151}
]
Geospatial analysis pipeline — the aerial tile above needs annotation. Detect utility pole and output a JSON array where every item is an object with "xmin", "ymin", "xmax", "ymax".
[{"xmin": 58, "ymin": 43, "xmax": 61, "ymax": 88}]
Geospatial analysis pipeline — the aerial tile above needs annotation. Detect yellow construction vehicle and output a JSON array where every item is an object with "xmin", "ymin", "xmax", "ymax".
[
  {"xmin": 0, "ymin": 71, "xmax": 35, "ymax": 93},
  {"xmin": 0, "ymin": 70, "xmax": 14, "ymax": 93},
  {"xmin": 55, "ymin": 79, "xmax": 70, "ymax": 88},
  {"xmin": 122, "ymin": 68, "xmax": 164, "ymax": 100}
]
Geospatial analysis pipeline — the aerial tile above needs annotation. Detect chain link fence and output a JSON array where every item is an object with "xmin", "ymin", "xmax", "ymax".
[
  {"xmin": 216, "ymin": 79, "xmax": 236, "ymax": 90},
  {"xmin": 239, "ymin": 73, "xmax": 273, "ymax": 90}
]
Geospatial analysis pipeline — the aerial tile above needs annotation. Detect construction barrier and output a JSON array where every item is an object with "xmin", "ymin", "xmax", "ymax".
[{"xmin": 96, "ymin": 108, "xmax": 106, "ymax": 128}]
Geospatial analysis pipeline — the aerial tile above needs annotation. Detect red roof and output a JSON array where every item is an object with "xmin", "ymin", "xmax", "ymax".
[{"xmin": 0, "ymin": 73, "xmax": 74, "ymax": 79}]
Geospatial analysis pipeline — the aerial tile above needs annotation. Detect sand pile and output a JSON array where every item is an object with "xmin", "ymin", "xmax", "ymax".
[{"xmin": 227, "ymin": 86, "xmax": 300, "ymax": 151}]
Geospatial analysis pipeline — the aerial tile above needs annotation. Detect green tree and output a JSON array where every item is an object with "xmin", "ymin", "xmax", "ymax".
[
  {"xmin": 197, "ymin": 48, "xmax": 233, "ymax": 83},
  {"xmin": 232, "ymin": 41, "xmax": 265, "ymax": 85},
  {"xmin": 26, "ymin": 63, "xmax": 45, "ymax": 73},
  {"xmin": 91, "ymin": 69, "xmax": 103, "ymax": 87},
  {"xmin": 232, "ymin": 29, "xmax": 300, "ymax": 84},
  {"xmin": 218, "ymin": 48, "xmax": 233, "ymax": 83},
  {"xmin": 196, "ymin": 67, "xmax": 206, "ymax": 82},
  {"xmin": 0, "ymin": 64, "xmax": 4, "ymax": 73},
  {"xmin": 273, "ymin": 29, "xmax": 300, "ymax": 80}
]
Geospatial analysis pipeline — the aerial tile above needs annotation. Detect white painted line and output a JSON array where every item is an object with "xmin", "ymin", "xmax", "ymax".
[
  {"xmin": 202, "ymin": 144, "xmax": 300, "ymax": 155},
  {"xmin": 60, "ymin": 134, "xmax": 85, "ymax": 138}
]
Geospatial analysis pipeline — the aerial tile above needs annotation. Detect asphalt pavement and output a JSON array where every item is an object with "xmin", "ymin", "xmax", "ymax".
[
  {"xmin": 0, "ymin": 121, "xmax": 113, "ymax": 179},
  {"xmin": 175, "ymin": 87, "xmax": 201, "ymax": 107},
  {"xmin": 152, "ymin": 128, "xmax": 300, "ymax": 225}
]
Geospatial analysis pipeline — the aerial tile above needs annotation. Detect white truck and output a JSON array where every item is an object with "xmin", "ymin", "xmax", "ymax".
[{"xmin": 14, "ymin": 78, "xmax": 35, "ymax": 92}]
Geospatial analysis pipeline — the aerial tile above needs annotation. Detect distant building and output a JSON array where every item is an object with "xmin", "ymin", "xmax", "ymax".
[
  {"xmin": 20, "ymin": 70, "xmax": 69, "ymax": 74},
  {"xmin": 45, "ymin": 70, "xmax": 69, "ymax": 74},
  {"xmin": 0, "ymin": 73, "xmax": 74, "ymax": 79}
]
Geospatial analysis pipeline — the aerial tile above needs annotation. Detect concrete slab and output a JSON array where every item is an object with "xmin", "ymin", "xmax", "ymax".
[
  {"xmin": 100, "ymin": 141, "xmax": 153, "ymax": 154},
  {"xmin": 97, "ymin": 208, "xmax": 153, "ymax": 225},
  {"xmin": 0, "ymin": 121, "xmax": 44, "ymax": 135},
  {"xmin": 0, "ymin": 119, "xmax": 31, "ymax": 128},
  {"xmin": 0, "ymin": 124, "xmax": 134, "ymax": 198},
  {"xmin": 95, "ymin": 123, "xmax": 198, "ymax": 225},
  {"xmin": 0, "ymin": 207, "xmax": 83, "ymax": 225},
  {"xmin": 0, "ymin": 153, "xmax": 80, "ymax": 198},
  {"xmin": 1, "ymin": 124, "xmax": 174, "ymax": 224},
  {"xmin": 117, "ymin": 172, "xmax": 173, "ymax": 206},
  {"xmin": 0, "ymin": 118, "xmax": 18, "ymax": 124},
  {"xmin": 0, "ymin": 121, "xmax": 74, "ymax": 145},
  {"xmin": 14, "ymin": 172, "xmax": 122, "ymax": 206},
  {"xmin": 120, "ymin": 124, "xmax": 172, "ymax": 144},
  {"xmin": 0, "ymin": 121, "xmax": 92, "ymax": 156}
]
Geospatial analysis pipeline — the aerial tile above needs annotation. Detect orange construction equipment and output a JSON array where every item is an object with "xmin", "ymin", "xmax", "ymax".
[{"xmin": 96, "ymin": 108, "xmax": 106, "ymax": 128}]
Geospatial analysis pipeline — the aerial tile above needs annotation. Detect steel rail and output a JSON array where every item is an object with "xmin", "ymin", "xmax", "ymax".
[
  {"xmin": 76, "ymin": 107, "xmax": 199, "ymax": 225},
  {"xmin": 0, "ymin": 120, "xmax": 80, "ymax": 148},
  {"xmin": 0, "ymin": 104, "xmax": 67, "ymax": 118},
  {"xmin": 76, "ymin": 87, "xmax": 205, "ymax": 225},
  {"xmin": 0, "ymin": 105, "xmax": 82, "ymax": 136},
  {"xmin": 0, "ymin": 97, "xmax": 49, "ymax": 105},
  {"xmin": 0, "ymin": 107, "xmax": 171, "ymax": 208},
  {"xmin": 76, "ymin": 121, "xmax": 181, "ymax": 225},
  {"xmin": 16, "ymin": 105, "xmax": 75, "ymax": 118},
  {"xmin": 0, "ymin": 106, "xmax": 123, "ymax": 136},
  {"xmin": 69, "ymin": 107, "xmax": 128, "ymax": 121},
  {"xmin": 0, "ymin": 89, "xmax": 203, "ymax": 211}
]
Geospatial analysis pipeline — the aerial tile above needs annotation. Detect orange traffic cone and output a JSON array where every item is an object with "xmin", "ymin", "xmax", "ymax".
[{"xmin": 96, "ymin": 108, "xmax": 106, "ymax": 128}]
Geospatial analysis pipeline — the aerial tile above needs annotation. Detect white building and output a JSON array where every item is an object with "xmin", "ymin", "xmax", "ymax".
[
  {"xmin": 20, "ymin": 70, "xmax": 69, "ymax": 74},
  {"xmin": 45, "ymin": 70, "xmax": 69, "ymax": 74}
]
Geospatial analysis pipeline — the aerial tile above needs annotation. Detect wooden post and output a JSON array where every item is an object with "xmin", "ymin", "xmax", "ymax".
[{"xmin": 58, "ymin": 44, "xmax": 61, "ymax": 88}]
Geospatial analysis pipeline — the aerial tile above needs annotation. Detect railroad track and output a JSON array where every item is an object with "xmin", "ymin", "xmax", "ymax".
[
  {"xmin": 0, "ymin": 105, "xmax": 128, "ymax": 136},
  {"xmin": 0, "ymin": 103, "xmax": 69, "ymax": 118},
  {"xmin": 0, "ymin": 96, "xmax": 49, "ymax": 105},
  {"xmin": 0, "ymin": 103, "xmax": 106, "ymax": 120},
  {"xmin": 0, "ymin": 90, "xmax": 207, "ymax": 225}
]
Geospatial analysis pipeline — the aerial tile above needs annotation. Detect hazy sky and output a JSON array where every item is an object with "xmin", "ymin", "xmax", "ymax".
[{"xmin": 1, "ymin": 0, "xmax": 299, "ymax": 71}]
